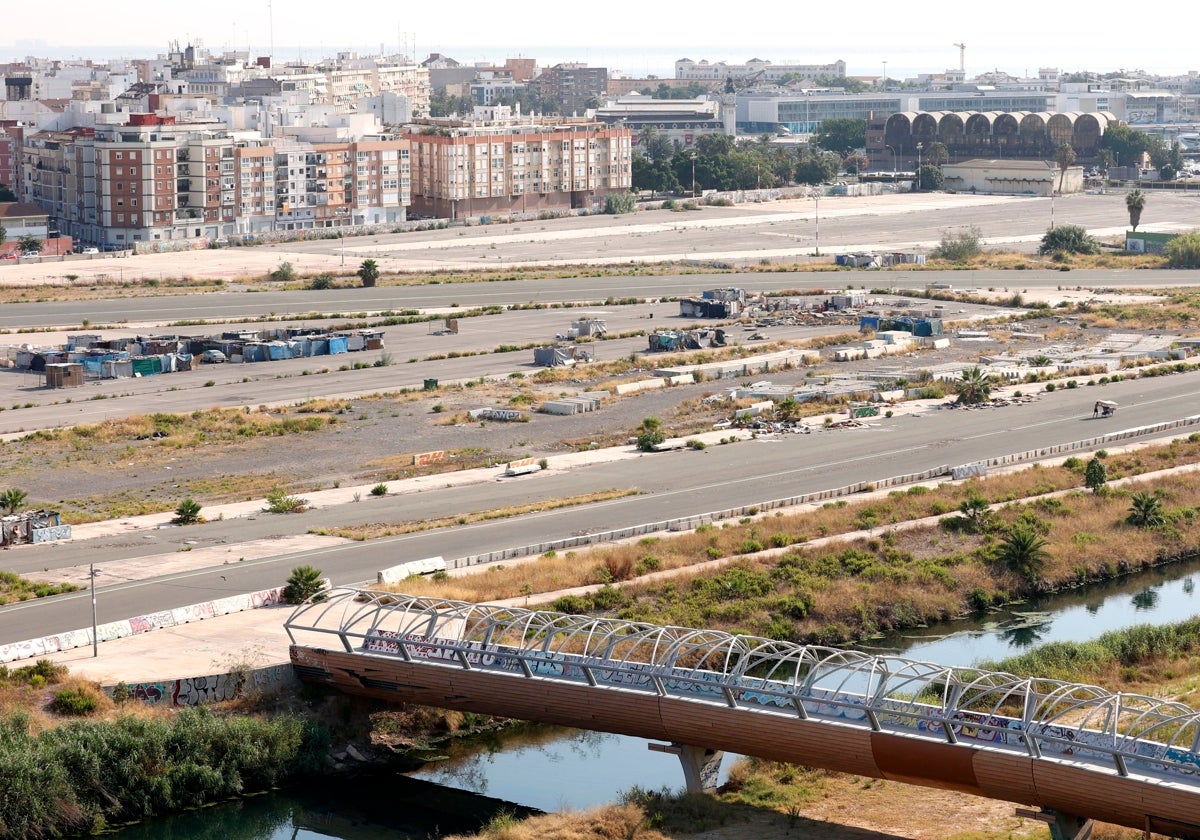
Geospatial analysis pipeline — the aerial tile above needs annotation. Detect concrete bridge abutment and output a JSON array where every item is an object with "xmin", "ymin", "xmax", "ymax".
[
  {"xmin": 649, "ymin": 742, "xmax": 724, "ymax": 793},
  {"xmin": 1016, "ymin": 808, "xmax": 1093, "ymax": 840}
]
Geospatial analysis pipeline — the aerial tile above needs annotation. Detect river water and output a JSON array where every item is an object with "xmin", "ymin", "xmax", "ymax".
[{"xmin": 107, "ymin": 557, "xmax": 1200, "ymax": 839}]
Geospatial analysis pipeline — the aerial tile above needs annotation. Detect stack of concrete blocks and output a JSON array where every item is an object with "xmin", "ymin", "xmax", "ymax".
[{"xmin": 540, "ymin": 392, "xmax": 605, "ymax": 416}]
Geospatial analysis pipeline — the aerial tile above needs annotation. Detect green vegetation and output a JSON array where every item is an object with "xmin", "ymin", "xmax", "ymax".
[
  {"xmin": 983, "ymin": 616, "xmax": 1200, "ymax": 685},
  {"xmin": 171, "ymin": 498, "xmax": 202, "ymax": 525},
  {"xmin": 1084, "ymin": 456, "xmax": 1107, "ymax": 493},
  {"xmin": 1127, "ymin": 491, "xmax": 1164, "ymax": 528},
  {"xmin": 264, "ymin": 486, "xmax": 309, "ymax": 514},
  {"xmin": 0, "ymin": 487, "xmax": 28, "ymax": 514},
  {"xmin": 603, "ymin": 192, "xmax": 637, "ymax": 215},
  {"xmin": 369, "ymin": 483, "xmax": 389, "ymax": 497},
  {"xmin": 357, "ymin": 259, "xmax": 380, "ymax": 288},
  {"xmin": 1165, "ymin": 231, "xmax": 1200, "ymax": 269},
  {"xmin": 811, "ymin": 118, "xmax": 866, "ymax": 155},
  {"xmin": 954, "ymin": 366, "xmax": 992, "ymax": 405},
  {"xmin": 283, "ymin": 564, "xmax": 327, "ymax": 604},
  {"xmin": 931, "ymin": 226, "xmax": 983, "ymax": 262},
  {"xmin": 268, "ymin": 261, "xmax": 296, "ymax": 282},
  {"xmin": 0, "ymin": 706, "xmax": 328, "ymax": 838},
  {"xmin": 1125, "ymin": 188, "xmax": 1145, "ymax": 231},
  {"xmin": 635, "ymin": 417, "xmax": 666, "ymax": 452},
  {"xmin": 0, "ymin": 571, "xmax": 78, "ymax": 605},
  {"xmin": 1039, "ymin": 225, "xmax": 1099, "ymax": 256}
]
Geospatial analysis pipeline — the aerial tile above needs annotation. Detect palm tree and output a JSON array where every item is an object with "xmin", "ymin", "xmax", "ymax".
[
  {"xmin": 995, "ymin": 526, "xmax": 1051, "ymax": 583},
  {"xmin": 1054, "ymin": 143, "xmax": 1076, "ymax": 193},
  {"xmin": 0, "ymin": 487, "xmax": 28, "ymax": 514},
  {"xmin": 1127, "ymin": 491, "xmax": 1164, "ymax": 528},
  {"xmin": 283, "ymin": 565, "xmax": 327, "ymax": 604},
  {"xmin": 172, "ymin": 498, "xmax": 202, "ymax": 525},
  {"xmin": 955, "ymin": 367, "xmax": 992, "ymax": 405},
  {"xmin": 1125, "ymin": 189, "xmax": 1146, "ymax": 232},
  {"xmin": 357, "ymin": 259, "xmax": 380, "ymax": 288}
]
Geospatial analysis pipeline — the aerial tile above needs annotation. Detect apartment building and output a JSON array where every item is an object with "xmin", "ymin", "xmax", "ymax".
[
  {"xmin": 23, "ymin": 117, "xmax": 411, "ymax": 245},
  {"xmin": 534, "ymin": 64, "xmax": 608, "ymax": 113},
  {"xmin": 405, "ymin": 116, "xmax": 631, "ymax": 219}
]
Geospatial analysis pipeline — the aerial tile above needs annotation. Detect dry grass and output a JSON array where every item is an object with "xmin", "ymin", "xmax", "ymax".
[
  {"xmin": 378, "ymin": 436, "xmax": 1200, "ymax": 645},
  {"xmin": 445, "ymin": 803, "xmax": 669, "ymax": 840},
  {"xmin": 321, "ymin": 488, "xmax": 639, "ymax": 542}
]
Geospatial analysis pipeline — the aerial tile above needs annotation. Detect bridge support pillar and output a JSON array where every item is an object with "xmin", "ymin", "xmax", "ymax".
[
  {"xmin": 648, "ymin": 742, "xmax": 724, "ymax": 793},
  {"xmin": 1016, "ymin": 808, "xmax": 1093, "ymax": 840}
]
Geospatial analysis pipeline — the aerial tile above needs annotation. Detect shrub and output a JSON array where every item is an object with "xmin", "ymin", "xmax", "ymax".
[
  {"xmin": 369, "ymin": 483, "xmax": 388, "ymax": 497},
  {"xmin": 1038, "ymin": 225, "xmax": 1099, "ymax": 256},
  {"xmin": 50, "ymin": 687, "xmax": 99, "ymax": 715},
  {"xmin": 269, "ymin": 261, "xmax": 296, "ymax": 281},
  {"xmin": 282, "ymin": 564, "xmax": 326, "ymax": 604},
  {"xmin": 307, "ymin": 273, "xmax": 335, "ymax": 290},
  {"xmin": 1165, "ymin": 231, "xmax": 1200, "ymax": 269},
  {"xmin": 603, "ymin": 192, "xmax": 637, "ymax": 214},
  {"xmin": 931, "ymin": 225, "xmax": 983, "ymax": 261},
  {"xmin": 265, "ymin": 486, "xmax": 308, "ymax": 513}
]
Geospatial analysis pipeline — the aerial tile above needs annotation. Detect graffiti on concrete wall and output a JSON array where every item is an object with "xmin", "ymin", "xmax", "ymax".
[{"xmin": 115, "ymin": 665, "xmax": 297, "ymax": 707}]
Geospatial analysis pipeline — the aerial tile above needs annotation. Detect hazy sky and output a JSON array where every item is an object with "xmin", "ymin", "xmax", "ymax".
[{"xmin": 4, "ymin": 0, "xmax": 1197, "ymax": 80}]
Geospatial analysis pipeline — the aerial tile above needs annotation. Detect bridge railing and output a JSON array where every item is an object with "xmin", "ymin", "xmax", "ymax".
[{"xmin": 286, "ymin": 589, "xmax": 1200, "ymax": 782}]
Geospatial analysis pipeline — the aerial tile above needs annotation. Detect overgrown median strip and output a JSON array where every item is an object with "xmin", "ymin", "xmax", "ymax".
[{"xmin": 309, "ymin": 487, "xmax": 641, "ymax": 541}]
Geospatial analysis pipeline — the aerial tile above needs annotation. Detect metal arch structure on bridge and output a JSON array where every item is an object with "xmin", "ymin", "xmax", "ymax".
[{"xmin": 287, "ymin": 589, "xmax": 1200, "ymax": 839}]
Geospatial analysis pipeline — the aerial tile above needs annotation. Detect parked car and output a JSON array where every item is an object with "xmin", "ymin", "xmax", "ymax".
[
  {"xmin": 200, "ymin": 349, "xmax": 227, "ymax": 363},
  {"xmin": 81, "ymin": 246, "xmax": 99, "ymax": 254},
  {"xmin": 0, "ymin": 252, "xmax": 16, "ymax": 260},
  {"xmin": 18, "ymin": 252, "xmax": 41, "ymax": 260}
]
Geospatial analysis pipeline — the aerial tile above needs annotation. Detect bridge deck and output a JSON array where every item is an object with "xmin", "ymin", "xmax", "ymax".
[{"xmin": 286, "ymin": 590, "xmax": 1200, "ymax": 836}]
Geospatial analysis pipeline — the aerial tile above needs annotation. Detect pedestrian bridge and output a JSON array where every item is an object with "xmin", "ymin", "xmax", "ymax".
[{"xmin": 286, "ymin": 589, "xmax": 1200, "ymax": 839}]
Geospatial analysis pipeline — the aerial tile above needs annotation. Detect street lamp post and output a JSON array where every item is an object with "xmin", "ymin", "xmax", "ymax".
[
  {"xmin": 916, "ymin": 142, "xmax": 924, "ymax": 190},
  {"xmin": 90, "ymin": 561, "xmax": 101, "ymax": 657},
  {"xmin": 812, "ymin": 189, "xmax": 820, "ymax": 257},
  {"xmin": 690, "ymin": 153, "xmax": 697, "ymax": 198},
  {"xmin": 340, "ymin": 229, "xmax": 345, "ymax": 266},
  {"xmin": 885, "ymin": 145, "xmax": 898, "ymax": 174}
]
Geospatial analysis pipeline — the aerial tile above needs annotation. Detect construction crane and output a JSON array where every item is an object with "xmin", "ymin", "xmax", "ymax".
[{"xmin": 953, "ymin": 43, "xmax": 965, "ymax": 73}]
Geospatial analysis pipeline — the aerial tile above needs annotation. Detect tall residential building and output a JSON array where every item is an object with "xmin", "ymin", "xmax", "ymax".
[
  {"xmin": 534, "ymin": 64, "xmax": 608, "ymax": 113},
  {"xmin": 405, "ymin": 114, "xmax": 631, "ymax": 219},
  {"xmin": 22, "ymin": 117, "xmax": 410, "ymax": 247}
]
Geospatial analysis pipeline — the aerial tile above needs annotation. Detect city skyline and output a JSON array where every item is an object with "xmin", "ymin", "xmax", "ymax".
[{"xmin": 3, "ymin": 0, "xmax": 1197, "ymax": 81}]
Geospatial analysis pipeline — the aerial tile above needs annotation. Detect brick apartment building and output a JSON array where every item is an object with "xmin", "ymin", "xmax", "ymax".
[
  {"xmin": 22, "ymin": 116, "xmax": 411, "ymax": 248},
  {"xmin": 404, "ymin": 117, "xmax": 631, "ymax": 219}
]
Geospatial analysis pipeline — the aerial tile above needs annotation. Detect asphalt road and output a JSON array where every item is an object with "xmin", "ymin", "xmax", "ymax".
[
  {"xmin": 2, "ymin": 369, "xmax": 1195, "ymax": 644},
  {"xmin": 1, "ymin": 266, "xmax": 1197, "ymax": 332},
  {"xmin": 4, "ymin": 191, "xmax": 1199, "ymax": 288}
]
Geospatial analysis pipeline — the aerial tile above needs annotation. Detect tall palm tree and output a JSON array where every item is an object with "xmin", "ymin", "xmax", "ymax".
[
  {"xmin": 1054, "ymin": 143, "xmax": 1076, "ymax": 194},
  {"xmin": 1125, "ymin": 189, "xmax": 1146, "ymax": 232}
]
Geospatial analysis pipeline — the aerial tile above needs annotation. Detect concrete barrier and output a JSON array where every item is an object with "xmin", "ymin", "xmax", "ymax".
[
  {"xmin": 377, "ymin": 556, "xmax": 447, "ymax": 583},
  {"xmin": 0, "ymin": 583, "xmax": 297, "ymax": 665}
]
